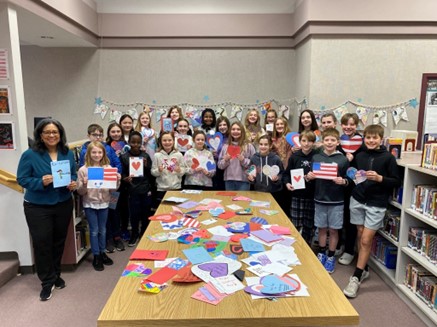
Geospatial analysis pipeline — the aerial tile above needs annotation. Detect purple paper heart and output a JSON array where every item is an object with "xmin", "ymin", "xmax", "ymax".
[{"xmin": 198, "ymin": 262, "xmax": 228, "ymax": 278}]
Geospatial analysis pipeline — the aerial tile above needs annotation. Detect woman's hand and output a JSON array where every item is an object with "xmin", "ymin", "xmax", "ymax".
[{"xmin": 42, "ymin": 174, "xmax": 53, "ymax": 187}]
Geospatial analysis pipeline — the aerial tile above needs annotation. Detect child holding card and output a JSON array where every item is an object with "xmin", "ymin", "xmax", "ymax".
[
  {"xmin": 184, "ymin": 131, "xmax": 215, "ymax": 189},
  {"xmin": 174, "ymin": 118, "xmax": 193, "ymax": 155},
  {"xmin": 247, "ymin": 135, "xmax": 284, "ymax": 201},
  {"xmin": 284, "ymin": 130, "xmax": 316, "ymax": 244},
  {"xmin": 151, "ymin": 131, "xmax": 186, "ymax": 206},
  {"xmin": 77, "ymin": 142, "xmax": 121, "ymax": 271},
  {"xmin": 135, "ymin": 111, "xmax": 157, "ymax": 161},
  {"xmin": 343, "ymin": 125, "xmax": 400, "ymax": 298},
  {"xmin": 212, "ymin": 116, "xmax": 230, "ymax": 190},
  {"xmin": 120, "ymin": 131, "xmax": 153, "ymax": 247},
  {"xmin": 218, "ymin": 121, "xmax": 255, "ymax": 191},
  {"xmin": 196, "ymin": 108, "xmax": 216, "ymax": 135},
  {"xmin": 244, "ymin": 108, "xmax": 265, "ymax": 150},
  {"xmin": 306, "ymin": 128, "xmax": 349, "ymax": 274},
  {"xmin": 264, "ymin": 109, "xmax": 278, "ymax": 136}
]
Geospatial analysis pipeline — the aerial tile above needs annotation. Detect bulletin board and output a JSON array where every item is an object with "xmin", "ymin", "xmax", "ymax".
[{"xmin": 417, "ymin": 73, "xmax": 437, "ymax": 149}]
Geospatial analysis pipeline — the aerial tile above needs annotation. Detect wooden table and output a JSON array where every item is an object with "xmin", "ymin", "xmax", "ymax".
[{"xmin": 98, "ymin": 191, "xmax": 359, "ymax": 326}]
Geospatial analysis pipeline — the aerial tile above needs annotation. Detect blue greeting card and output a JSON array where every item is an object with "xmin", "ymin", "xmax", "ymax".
[
  {"xmin": 183, "ymin": 247, "xmax": 213, "ymax": 265},
  {"xmin": 50, "ymin": 160, "xmax": 71, "ymax": 188}
]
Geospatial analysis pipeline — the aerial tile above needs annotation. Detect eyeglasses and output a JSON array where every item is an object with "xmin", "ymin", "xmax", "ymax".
[
  {"xmin": 91, "ymin": 133, "xmax": 103, "ymax": 138},
  {"xmin": 42, "ymin": 131, "xmax": 59, "ymax": 136}
]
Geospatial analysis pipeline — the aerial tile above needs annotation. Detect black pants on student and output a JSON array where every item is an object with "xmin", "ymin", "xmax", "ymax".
[
  {"xmin": 129, "ymin": 193, "xmax": 152, "ymax": 237},
  {"xmin": 24, "ymin": 198, "xmax": 73, "ymax": 288}
]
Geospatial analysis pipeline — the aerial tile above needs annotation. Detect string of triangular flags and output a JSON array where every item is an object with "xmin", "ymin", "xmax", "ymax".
[
  {"xmin": 307, "ymin": 98, "xmax": 418, "ymax": 127},
  {"xmin": 93, "ymin": 96, "xmax": 417, "ymax": 128},
  {"xmin": 93, "ymin": 97, "xmax": 308, "ymax": 126}
]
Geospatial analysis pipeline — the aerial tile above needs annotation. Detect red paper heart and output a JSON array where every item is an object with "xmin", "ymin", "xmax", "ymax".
[
  {"xmin": 148, "ymin": 214, "xmax": 178, "ymax": 222},
  {"xmin": 227, "ymin": 145, "xmax": 240, "ymax": 158},
  {"xmin": 293, "ymin": 175, "xmax": 302, "ymax": 182},
  {"xmin": 131, "ymin": 162, "xmax": 141, "ymax": 170},
  {"xmin": 340, "ymin": 134, "xmax": 363, "ymax": 153},
  {"xmin": 230, "ymin": 234, "xmax": 249, "ymax": 243},
  {"xmin": 218, "ymin": 211, "xmax": 236, "ymax": 220},
  {"xmin": 191, "ymin": 158, "xmax": 200, "ymax": 169},
  {"xmin": 178, "ymin": 138, "xmax": 189, "ymax": 147}
]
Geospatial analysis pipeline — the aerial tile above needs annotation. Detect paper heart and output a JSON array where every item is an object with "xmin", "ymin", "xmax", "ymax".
[
  {"xmin": 206, "ymin": 133, "xmax": 223, "ymax": 150},
  {"xmin": 230, "ymin": 244, "xmax": 244, "ymax": 255},
  {"xmin": 262, "ymin": 165, "xmax": 280, "ymax": 178},
  {"xmin": 262, "ymin": 165, "xmax": 271, "ymax": 176},
  {"xmin": 206, "ymin": 161, "xmax": 216, "ymax": 171},
  {"xmin": 209, "ymin": 207, "xmax": 225, "ymax": 217},
  {"xmin": 111, "ymin": 141, "xmax": 124, "ymax": 152},
  {"xmin": 191, "ymin": 158, "xmax": 200, "ymax": 169},
  {"xmin": 178, "ymin": 137, "xmax": 189, "ymax": 147},
  {"xmin": 285, "ymin": 132, "xmax": 300, "ymax": 147},
  {"xmin": 184, "ymin": 210, "xmax": 202, "ymax": 219},
  {"xmin": 131, "ymin": 161, "xmax": 141, "ymax": 171},
  {"xmin": 340, "ymin": 134, "xmax": 363, "ymax": 153},
  {"xmin": 227, "ymin": 145, "xmax": 240, "ymax": 158},
  {"xmin": 246, "ymin": 165, "xmax": 256, "ymax": 177},
  {"xmin": 177, "ymin": 234, "xmax": 200, "ymax": 244},
  {"xmin": 355, "ymin": 170, "xmax": 367, "ymax": 184},
  {"xmin": 230, "ymin": 234, "xmax": 249, "ymax": 243},
  {"xmin": 198, "ymin": 262, "xmax": 228, "ymax": 278},
  {"xmin": 346, "ymin": 167, "xmax": 358, "ymax": 180},
  {"xmin": 293, "ymin": 175, "xmax": 302, "ymax": 182},
  {"xmin": 260, "ymin": 275, "xmax": 295, "ymax": 295},
  {"xmin": 149, "ymin": 214, "xmax": 179, "ymax": 222},
  {"xmin": 226, "ymin": 222, "xmax": 248, "ymax": 233}
]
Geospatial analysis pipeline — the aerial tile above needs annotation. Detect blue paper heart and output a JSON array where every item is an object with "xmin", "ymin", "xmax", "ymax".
[
  {"xmin": 285, "ymin": 132, "xmax": 300, "ymax": 147},
  {"xmin": 209, "ymin": 208, "xmax": 225, "ymax": 217},
  {"xmin": 260, "ymin": 275, "xmax": 293, "ymax": 295},
  {"xmin": 346, "ymin": 167, "xmax": 357, "ymax": 180},
  {"xmin": 206, "ymin": 132, "xmax": 223, "ymax": 151},
  {"xmin": 206, "ymin": 161, "xmax": 216, "ymax": 171}
]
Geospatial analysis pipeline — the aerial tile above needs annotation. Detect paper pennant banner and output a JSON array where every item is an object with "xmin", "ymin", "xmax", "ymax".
[
  {"xmin": 356, "ymin": 107, "xmax": 369, "ymax": 126},
  {"xmin": 333, "ymin": 105, "xmax": 348, "ymax": 123},
  {"xmin": 230, "ymin": 105, "xmax": 243, "ymax": 121},
  {"xmin": 279, "ymin": 105, "xmax": 290, "ymax": 119},
  {"xmin": 127, "ymin": 108, "xmax": 138, "ymax": 120}
]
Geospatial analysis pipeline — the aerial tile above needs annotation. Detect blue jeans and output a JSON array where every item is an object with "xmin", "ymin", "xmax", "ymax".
[
  {"xmin": 225, "ymin": 180, "xmax": 250, "ymax": 191},
  {"xmin": 84, "ymin": 208, "xmax": 108, "ymax": 255}
]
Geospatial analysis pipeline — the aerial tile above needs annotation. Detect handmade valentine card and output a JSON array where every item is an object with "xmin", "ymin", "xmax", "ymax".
[
  {"xmin": 149, "ymin": 214, "xmax": 179, "ymax": 222},
  {"xmin": 191, "ymin": 282, "xmax": 227, "ymax": 305},
  {"xmin": 227, "ymin": 145, "xmax": 240, "ymax": 158},
  {"xmin": 129, "ymin": 157, "xmax": 143, "ymax": 177},
  {"xmin": 246, "ymin": 164, "xmax": 256, "ymax": 177},
  {"xmin": 183, "ymin": 247, "xmax": 214, "ymax": 265},
  {"xmin": 218, "ymin": 211, "xmax": 236, "ymax": 220},
  {"xmin": 191, "ymin": 256, "xmax": 242, "ymax": 283},
  {"xmin": 262, "ymin": 165, "xmax": 280, "ymax": 179},
  {"xmin": 286, "ymin": 132, "xmax": 300, "ymax": 147},
  {"xmin": 340, "ymin": 134, "xmax": 363, "ymax": 153},
  {"xmin": 161, "ymin": 117, "xmax": 174, "ymax": 132},
  {"xmin": 130, "ymin": 249, "xmax": 169, "ymax": 261},
  {"xmin": 172, "ymin": 265, "xmax": 202, "ymax": 283},
  {"xmin": 290, "ymin": 168, "xmax": 305, "ymax": 190},
  {"xmin": 206, "ymin": 132, "xmax": 223, "ymax": 151},
  {"xmin": 217, "ymin": 191, "xmax": 237, "ymax": 196}
]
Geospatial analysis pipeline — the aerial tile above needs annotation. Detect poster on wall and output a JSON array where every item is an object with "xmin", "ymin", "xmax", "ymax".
[
  {"xmin": 0, "ymin": 86, "xmax": 11, "ymax": 114},
  {"xmin": 418, "ymin": 74, "xmax": 437, "ymax": 149},
  {"xmin": 0, "ymin": 122, "xmax": 15, "ymax": 149},
  {"xmin": 0, "ymin": 49, "xmax": 9, "ymax": 80}
]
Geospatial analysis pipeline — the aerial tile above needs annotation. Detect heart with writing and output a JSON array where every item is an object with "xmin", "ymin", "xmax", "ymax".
[
  {"xmin": 285, "ymin": 132, "xmax": 300, "ymax": 147},
  {"xmin": 192, "ymin": 258, "xmax": 241, "ymax": 282},
  {"xmin": 206, "ymin": 132, "xmax": 223, "ymax": 151},
  {"xmin": 340, "ymin": 134, "xmax": 363, "ymax": 153},
  {"xmin": 260, "ymin": 275, "xmax": 301, "ymax": 294},
  {"xmin": 198, "ymin": 262, "xmax": 228, "ymax": 278},
  {"xmin": 227, "ymin": 145, "xmax": 241, "ymax": 158}
]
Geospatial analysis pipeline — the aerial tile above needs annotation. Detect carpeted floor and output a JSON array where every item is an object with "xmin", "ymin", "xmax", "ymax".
[{"xmin": 0, "ymin": 245, "xmax": 428, "ymax": 327}]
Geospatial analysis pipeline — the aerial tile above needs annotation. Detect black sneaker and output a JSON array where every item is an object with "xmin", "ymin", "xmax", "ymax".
[
  {"xmin": 128, "ymin": 235, "xmax": 138, "ymax": 247},
  {"xmin": 105, "ymin": 239, "xmax": 115, "ymax": 253},
  {"xmin": 40, "ymin": 285, "xmax": 55, "ymax": 301},
  {"xmin": 54, "ymin": 277, "xmax": 66, "ymax": 289},
  {"xmin": 93, "ymin": 255, "xmax": 104, "ymax": 271},
  {"xmin": 114, "ymin": 238, "xmax": 125, "ymax": 251},
  {"xmin": 101, "ymin": 252, "xmax": 114, "ymax": 266}
]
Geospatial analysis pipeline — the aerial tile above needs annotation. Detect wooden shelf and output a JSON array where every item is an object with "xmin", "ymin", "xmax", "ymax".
[{"xmin": 0, "ymin": 169, "xmax": 23, "ymax": 193}]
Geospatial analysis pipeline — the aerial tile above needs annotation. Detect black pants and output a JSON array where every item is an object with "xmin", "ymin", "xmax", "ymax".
[{"xmin": 24, "ymin": 198, "xmax": 73, "ymax": 288}]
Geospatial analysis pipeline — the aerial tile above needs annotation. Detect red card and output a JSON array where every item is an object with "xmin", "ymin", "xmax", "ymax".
[
  {"xmin": 270, "ymin": 225, "xmax": 291, "ymax": 235},
  {"xmin": 249, "ymin": 222, "xmax": 263, "ymax": 231},
  {"xmin": 193, "ymin": 229, "xmax": 212, "ymax": 239},
  {"xmin": 146, "ymin": 267, "xmax": 179, "ymax": 284},
  {"xmin": 227, "ymin": 145, "xmax": 240, "ymax": 158},
  {"xmin": 148, "ymin": 214, "xmax": 179, "ymax": 222},
  {"xmin": 172, "ymin": 266, "xmax": 202, "ymax": 283},
  {"xmin": 130, "ymin": 249, "xmax": 169, "ymax": 261},
  {"xmin": 218, "ymin": 211, "xmax": 236, "ymax": 220},
  {"xmin": 216, "ymin": 191, "xmax": 237, "ymax": 196}
]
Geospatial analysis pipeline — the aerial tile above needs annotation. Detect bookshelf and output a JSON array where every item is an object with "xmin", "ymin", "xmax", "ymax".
[
  {"xmin": 61, "ymin": 193, "xmax": 90, "ymax": 264},
  {"xmin": 375, "ymin": 152, "xmax": 437, "ymax": 326}
]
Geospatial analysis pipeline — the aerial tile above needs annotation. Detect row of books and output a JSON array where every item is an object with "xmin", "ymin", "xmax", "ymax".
[
  {"xmin": 392, "ymin": 187, "xmax": 403, "ymax": 205},
  {"xmin": 371, "ymin": 235, "xmax": 397, "ymax": 269},
  {"xmin": 382, "ymin": 208, "xmax": 401, "ymax": 242},
  {"xmin": 421, "ymin": 134, "xmax": 437, "ymax": 170},
  {"xmin": 408, "ymin": 227, "xmax": 437, "ymax": 265},
  {"xmin": 411, "ymin": 184, "xmax": 437, "ymax": 220},
  {"xmin": 405, "ymin": 264, "xmax": 437, "ymax": 312}
]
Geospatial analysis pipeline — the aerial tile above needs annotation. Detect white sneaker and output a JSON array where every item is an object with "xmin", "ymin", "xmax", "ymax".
[
  {"xmin": 335, "ymin": 245, "xmax": 345, "ymax": 257},
  {"xmin": 339, "ymin": 252, "xmax": 354, "ymax": 265},
  {"xmin": 361, "ymin": 269, "xmax": 370, "ymax": 282},
  {"xmin": 343, "ymin": 276, "xmax": 360, "ymax": 298}
]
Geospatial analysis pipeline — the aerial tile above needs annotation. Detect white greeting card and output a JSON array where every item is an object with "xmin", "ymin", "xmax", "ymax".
[
  {"xmin": 129, "ymin": 157, "xmax": 143, "ymax": 177},
  {"xmin": 290, "ymin": 168, "xmax": 305, "ymax": 190}
]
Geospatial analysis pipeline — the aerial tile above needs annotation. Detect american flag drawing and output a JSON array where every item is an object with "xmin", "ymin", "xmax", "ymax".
[
  {"xmin": 87, "ymin": 167, "xmax": 118, "ymax": 189},
  {"xmin": 340, "ymin": 134, "xmax": 363, "ymax": 153},
  {"xmin": 312, "ymin": 162, "xmax": 338, "ymax": 180},
  {"xmin": 104, "ymin": 167, "xmax": 118, "ymax": 181}
]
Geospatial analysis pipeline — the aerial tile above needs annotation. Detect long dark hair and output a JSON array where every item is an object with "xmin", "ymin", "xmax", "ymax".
[
  {"xmin": 32, "ymin": 118, "xmax": 69, "ymax": 154},
  {"xmin": 298, "ymin": 109, "xmax": 319, "ymax": 133},
  {"xmin": 201, "ymin": 108, "xmax": 216, "ymax": 132}
]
